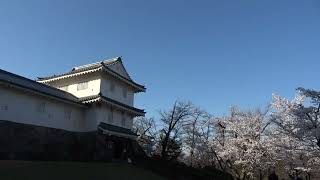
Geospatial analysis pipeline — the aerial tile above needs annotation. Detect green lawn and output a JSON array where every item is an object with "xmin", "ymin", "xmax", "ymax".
[{"xmin": 0, "ymin": 161, "xmax": 167, "ymax": 180}]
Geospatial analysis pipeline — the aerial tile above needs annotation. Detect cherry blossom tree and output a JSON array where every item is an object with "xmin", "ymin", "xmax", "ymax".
[
  {"xmin": 213, "ymin": 106, "xmax": 275, "ymax": 180},
  {"xmin": 271, "ymin": 88, "xmax": 320, "ymax": 179},
  {"xmin": 134, "ymin": 87, "xmax": 320, "ymax": 179}
]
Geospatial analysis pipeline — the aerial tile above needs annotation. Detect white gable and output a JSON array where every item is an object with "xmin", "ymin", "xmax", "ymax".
[{"xmin": 108, "ymin": 61, "xmax": 131, "ymax": 80}]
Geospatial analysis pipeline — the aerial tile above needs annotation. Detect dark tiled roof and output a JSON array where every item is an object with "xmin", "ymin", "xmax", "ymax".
[
  {"xmin": 78, "ymin": 94, "xmax": 100, "ymax": 101},
  {"xmin": 79, "ymin": 94, "xmax": 145, "ymax": 115},
  {"xmin": 0, "ymin": 69, "xmax": 83, "ymax": 106},
  {"xmin": 72, "ymin": 57, "xmax": 119, "ymax": 71},
  {"xmin": 37, "ymin": 61, "xmax": 105, "ymax": 81},
  {"xmin": 37, "ymin": 57, "xmax": 146, "ymax": 91},
  {"xmin": 99, "ymin": 122, "xmax": 137, "ymax": 136}
]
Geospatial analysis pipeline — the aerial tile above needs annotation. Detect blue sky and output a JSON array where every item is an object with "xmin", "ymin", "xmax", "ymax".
[{"xmin": 1, "ymin": 0, "xmax": 320, "ymax": 118}]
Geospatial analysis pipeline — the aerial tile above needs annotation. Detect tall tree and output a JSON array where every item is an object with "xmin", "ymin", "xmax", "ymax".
[
  {"xmin": 271, "ymin": 88, "xmax": 320, "ymax": 178},
  {"xmin": 133, "ymin": 117, "xmax": 157, "ymax": 156},
  {"xmin": 159, "ymin": 100, "xmax": 195, "ymax": 160},
  {"xmin": 214, "ymin": 106, "xmax": 275, "ymax": 180},
  {"xmin": 183, "ymin": 109, "xmax": 213, "ymax": 167}
]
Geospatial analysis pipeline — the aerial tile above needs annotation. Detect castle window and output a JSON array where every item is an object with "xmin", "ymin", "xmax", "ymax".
[
  {"xmin": 108, "ymin": 109, "xmax": 114, "ymax": 123},
  {"xmin": 0, "ymin": 105, "xmax": 8, "ymax": 111},
  {"xmin": 77, "ymin": 81, "xmax": 88, "ymax": 91},
  {"xmin": 121, "ymin": 112, "xmax": 126, "ymax": 127},
  {"xmin": 106, "ymin": 141, "xmax": 113, "ymax": 149},
  {"xmin": 64, "ymin": 108, "xmax": 72, "ymax": 120},
  {"xmin": 122, "ymin": 87, "xmax": 127, "ymax": 98},
  {"xmin": 36, "ymin": 102, "xmax": 46, "ymax": 113},
  {"xmin": 48, "ymin": 113, "xmax": 53, "ymax": 119},
  {"xmin": 110, "ymin": 82, "xmax": 115, "ymax": 92}
]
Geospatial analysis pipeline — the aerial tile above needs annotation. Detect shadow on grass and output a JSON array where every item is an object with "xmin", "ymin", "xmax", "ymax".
[
  {"xmin": 135, "ymin": 157, "xmax": 234, "ymax": 180},
  {"xmin": 0, "ymin": 161, "xmax": 167, "ymax": 180}
]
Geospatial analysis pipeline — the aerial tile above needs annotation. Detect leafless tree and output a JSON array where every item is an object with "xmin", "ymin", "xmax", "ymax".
[
  {"xmin": 133, "ymin": 117, "xmax": 157, "ymax": 155},
  {"xmin": 183, "ymin": 108, "xmax": 213, "ymax": 167},
  {"xmin": 159, "ymin": 100, "xmax": 195, "ymax": 160}
]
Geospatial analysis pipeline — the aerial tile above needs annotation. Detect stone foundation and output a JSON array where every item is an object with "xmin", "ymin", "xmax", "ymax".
[{"xmin": 0, "ymin": 120, "xmax": 145, "ymax": 161}]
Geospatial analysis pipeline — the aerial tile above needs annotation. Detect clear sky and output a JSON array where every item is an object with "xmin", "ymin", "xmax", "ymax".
[{"xmin": 1, "ymin": 0, "xmax": 320, "ymax": 118}]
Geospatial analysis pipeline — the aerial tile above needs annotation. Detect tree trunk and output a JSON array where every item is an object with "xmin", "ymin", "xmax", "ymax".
[{"xmin": 161, "ymin": 132, "xmax": 170, "ymax": 159}]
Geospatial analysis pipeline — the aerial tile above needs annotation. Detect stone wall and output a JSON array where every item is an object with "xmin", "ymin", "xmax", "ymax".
[
  {"xmin": 0, "ymin": 120, "xmax": 98, "ymax": 161},
  {"xmin": 0, "ymin": 120, "xmax": 145, "ymax": 161}
]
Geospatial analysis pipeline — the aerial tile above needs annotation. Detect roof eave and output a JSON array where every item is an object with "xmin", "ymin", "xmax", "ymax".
[
  {"xmin": 37, "ymin": 67, "xmax": 103, "ymax": 83},
  {"xmin": 134, "ymin": 86, "xmax": 146, "ymax": 93},
  {"xmin": 98, "ymin": 127, "xmax": 137, "ymax": 139},
  {"xmin": 0, "ymin": 80, "xmax": 86, "ymax": 108},
  {"xmin": 80, "ymin": 95, "xmax": 145, "ymax": 117},
  {"xmin": 37, "ymin": 62, "xmax": 146, "ymax": 93}
]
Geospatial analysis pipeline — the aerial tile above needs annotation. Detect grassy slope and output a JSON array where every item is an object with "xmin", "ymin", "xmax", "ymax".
[{"xmin": 0, "ymin": 161, "xmax": 167, "ymax": 180}]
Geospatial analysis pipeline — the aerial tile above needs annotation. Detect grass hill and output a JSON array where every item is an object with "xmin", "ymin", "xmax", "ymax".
[{"xmin": 0, "ymin": 161, "xmax": 166, "ymax": 180}]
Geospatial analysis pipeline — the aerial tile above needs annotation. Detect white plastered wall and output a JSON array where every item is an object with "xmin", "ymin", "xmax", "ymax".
[
  {"xmin": 100, "ymin": 74, "xmax": 134, "ymax": 106},
  {"xmin": 0, "ymin": 86, "xmax": 93, "ymax": 132},
  {"xmin": 94, "ymin": 103, "xmax": 133, "ymax": 129},
  {"xmin": 45, "ymin": 72, "xmax": 101, "ymax": 98}
]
